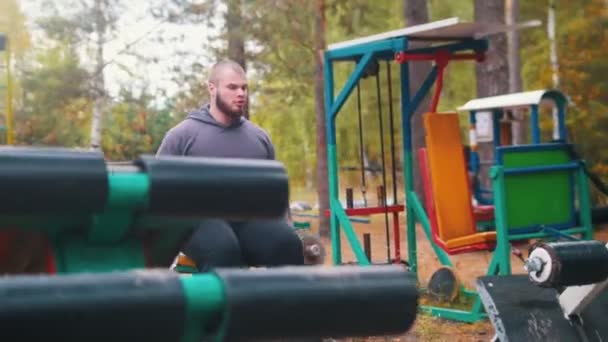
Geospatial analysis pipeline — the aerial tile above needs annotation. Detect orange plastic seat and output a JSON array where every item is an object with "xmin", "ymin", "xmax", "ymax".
[{"xmin": 420, "ymin": 112, "xmax": 496, "ymax": 254}]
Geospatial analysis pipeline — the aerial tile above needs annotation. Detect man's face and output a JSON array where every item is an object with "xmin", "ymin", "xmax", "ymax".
[{"xmin": 209, "ymin": 68, "xmax": 247, "ymax": 119}]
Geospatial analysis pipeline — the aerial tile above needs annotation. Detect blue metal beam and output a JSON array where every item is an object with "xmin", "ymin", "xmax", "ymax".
[
  {"xmin": 404, "ymin": 67, "xmax": 438, "ymax": 119},
  {"xmin": 326, "ymin": 38, "xmax": 406, "ymax": 61},
  {"xmin": 558, "ymin": 102, "xmax": 567, "ymax": 141},
  {"xmin": 531, "ymin": 104, "xmax": 540, "ymax": 144},
  {"xmin": 324, "ymin": 52, "xmax": 336, "ymax": 145},
  {"xmin": 329, "ymin": 52, "xmax": 375, "ymax": 121}
]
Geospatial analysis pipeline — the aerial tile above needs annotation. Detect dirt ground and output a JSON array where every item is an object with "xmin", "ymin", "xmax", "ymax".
[{"xmin": 299, "ymin": 212, "xmax": 608, "ymax": 342}]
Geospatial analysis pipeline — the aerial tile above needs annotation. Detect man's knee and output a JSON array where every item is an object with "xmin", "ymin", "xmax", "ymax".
[
  {"xmin": 237, "ymin": 220, "xmax": 304, "ymax": 267},
  {"xmin": 270, "ymin": 225, "xmax": 304, "ymax": 265},
  {"xmin": 182, "ymin": 219, "xmax": 243, "ymax": 271}
]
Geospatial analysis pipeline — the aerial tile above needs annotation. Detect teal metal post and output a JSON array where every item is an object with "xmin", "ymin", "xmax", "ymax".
[
  {"xmin": 492, "ymin": 109, "xmax": 502, "ymax": 163},
  {"xmin": 558, "ymin": 101, "xmax": 567, "ymax": 140},
  {"xmin": 398, "ymin": 48, "xmax": 417, "ymax": 275},
  {"xmin": 531, "ymin": 104, "xmax": 540, "ymax": 144},
  {"xmin": 401, "ymin": 65, "xmax": 439, "ymax": 275},
  {"xmin": 324, "ymin": 52, "xmax": 341, "ymax": 264}
]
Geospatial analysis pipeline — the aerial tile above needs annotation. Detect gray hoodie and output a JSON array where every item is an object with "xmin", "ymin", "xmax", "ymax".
[
  {"xmin": 156, "ymin": 104, "xmax": 293, "ymax": 224},
  {"xmin": 156, "ymin": 104, "xmax": 275, "ymax": 160}
]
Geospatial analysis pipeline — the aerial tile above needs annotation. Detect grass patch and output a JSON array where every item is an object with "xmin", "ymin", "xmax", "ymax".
[{"xmin": 419, "ymin": 291, "xmax": 479, "ymax": 312}]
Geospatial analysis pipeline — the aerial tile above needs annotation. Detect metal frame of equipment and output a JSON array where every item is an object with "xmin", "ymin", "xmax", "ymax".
[
  {"xmin": 323, "ymin": 17, "xmax": 551, "ymax": 323},
  {"xmin": 478, "ymin": 240, "xmax": 608, "ymax": 342}
]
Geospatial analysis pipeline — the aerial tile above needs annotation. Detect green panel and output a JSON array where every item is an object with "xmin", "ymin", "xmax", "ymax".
[
  {"xmin": 576, "ymin": 165, "xmax": 594, "ymax": 239},
  {"xmin": 502, "ymin": 149, "xmax": 573, "ymax": 230},
  {"xmin": 180, "ymin": 274, "xmax": 225, "ymax": 342}
]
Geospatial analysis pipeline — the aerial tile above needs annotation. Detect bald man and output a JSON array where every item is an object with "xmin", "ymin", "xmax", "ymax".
[{"xmin": 157, "ymin": 59, "xmax": 304, "ymax": 272}]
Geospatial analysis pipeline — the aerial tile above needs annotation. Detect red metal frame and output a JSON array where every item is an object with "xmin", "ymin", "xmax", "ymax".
[
  {"xmin": 44, "ymin": 241, "xmax": 56, "ymax": 274},
  {"xmin": 325, "ymin": 204, "xmax": 404, "ymax": 217},
  {"xmin": 394, "ymin": 49, "xmax": 485, "ymax": 112}
]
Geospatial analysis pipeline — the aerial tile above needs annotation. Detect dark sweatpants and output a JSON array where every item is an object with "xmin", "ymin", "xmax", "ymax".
[{"xmin": 182, "ymin": 218, "xmax": 304, "ymax": 272}]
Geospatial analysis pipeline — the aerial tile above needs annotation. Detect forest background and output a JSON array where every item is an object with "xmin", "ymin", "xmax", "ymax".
[{"xmin": 2, "ymin": 0, "xmax": 607, "ymax": 236}]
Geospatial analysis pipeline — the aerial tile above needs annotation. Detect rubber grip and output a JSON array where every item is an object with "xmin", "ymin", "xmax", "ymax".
[
  {"xmin": 136, "ymin": 155, "xmax": 289, "ymax": 219},
  {"xmin": 0, "ymin": 270, "xmax": 186, "ymax": 341},
  {"xmin": 0, "ymin": 146, "xmax": 108, "ymax": 214},
  {"xmin": 215, "ymin": 265, "xmax": 418, "ymax": 340}
]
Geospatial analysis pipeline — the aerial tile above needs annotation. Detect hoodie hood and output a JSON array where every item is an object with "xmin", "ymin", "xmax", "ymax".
[{"xmin": 186, "ymin": 104, "xmax": 245, "ymax": 128}]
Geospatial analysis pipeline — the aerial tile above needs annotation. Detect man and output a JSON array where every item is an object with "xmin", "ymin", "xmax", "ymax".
[{"xmin": 157, "ymin": 59, "xmax": 304, "ymax": 272}]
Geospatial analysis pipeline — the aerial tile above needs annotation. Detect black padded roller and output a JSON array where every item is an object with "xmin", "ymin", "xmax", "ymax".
[
  {"xmin": 215, "ymin": 265, "xmax": 418, "ymax": 341},
  {"xmin": 530, "ymin": 240, "xmax": 608, "ymax": 287},
  {"xmin": 0, "ymin": 146, "xmax": 108, "ymax": 213},
  {"xmin": 0, "ymin": 270, "xmax": 186, "ymax": 341},
  {"xmin": 136, "ymin": 155, "xmax": 289, "ymax": 219}
]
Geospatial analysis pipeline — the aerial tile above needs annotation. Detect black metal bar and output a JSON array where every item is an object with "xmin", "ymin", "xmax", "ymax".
[
  {"xmin": 386, "ymin": 61, "xmax": 398, "ymax": 205},
  {"xmin": 375, "ymin": 70, "xmax": 391, "ymax": 263},
  {"xmin": 346, "ymin": 188, "xmax": 354, "ymax": 209},
  {"xmin": 364, "ymin": 233, "xmax": 372, "ymax": 261},
  {"xmin": 356, "ymin": 83, "xmax": 368, "ymax": 207}
]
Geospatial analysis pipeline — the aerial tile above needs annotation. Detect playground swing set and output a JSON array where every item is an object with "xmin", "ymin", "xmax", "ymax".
[
  {"xmin": 324, "ymin": 58, "xmax": 406, "ymax": 265},
  {"xmin": 324, "ymin": 17, "xmax": 599, "ymax": 324}
]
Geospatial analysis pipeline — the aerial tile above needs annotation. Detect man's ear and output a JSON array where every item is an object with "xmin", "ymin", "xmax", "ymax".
[{"xmin": 207, "ymin": 81, "xmax": 215, "ymax": 94}]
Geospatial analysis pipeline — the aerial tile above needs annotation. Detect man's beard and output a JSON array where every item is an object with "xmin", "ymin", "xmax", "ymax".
[{"xmin": 216, "ymin": 93, "xmax": 243, "ymax": 119}]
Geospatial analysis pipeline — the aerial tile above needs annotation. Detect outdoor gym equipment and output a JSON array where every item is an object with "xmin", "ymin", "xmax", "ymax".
[
  {"xmin": 324, "ymin": 17, "xmax": 499, "ymax": 321},
  {"xmin": 0, "ymin": 146, "xmax": 289, "ymax": 273},
  {"xmin": 477, "ymin": 240, "xmax": 608, "ymax": 341},
  {"xmin": 0, "ymin": 146, "xmax": 420, "ymax": 341},
  {"xmin": 323, "ymin": 17, "xmax": 596, "ymax": 323},
  {"xmin": 0, "ymin": 265, "xmax": 419, "ymax": 341},
  {"xmin": 326, "ymin": 58, "xmax": 404, "ymax": 265},
  {"xmin": 458, "ymin": 89, "xmax": 569, "ymax": 205},
  {"xmin": 423, "ymin": 141, "xmax": 594, "ymax": 321}
]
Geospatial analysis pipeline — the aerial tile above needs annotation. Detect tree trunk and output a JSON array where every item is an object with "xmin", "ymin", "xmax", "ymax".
[
  {"xmin": 404, "ymin": 0, "xmax": 430, "ymax": 204},
  {"xmin": 90, "ymin": 0, "xmax": 106, "ymax": 150},
  {"xmin": 314, "ymin": 0, "xmax": 330, "ymax": 238},
  {"xmin": 506, "ymin": 0, "xmax": 526, "ymax": 145},
  {"xmin": 548, "ymin": 0, "xmax": 559, "ymax": 139},
  {"xmin": 475, "ymin": 0, "xmax": 509, "ymax": 190},
  {"xmin": 226, "ymin": 0, "xmax": 248, "ymax": 118}
]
